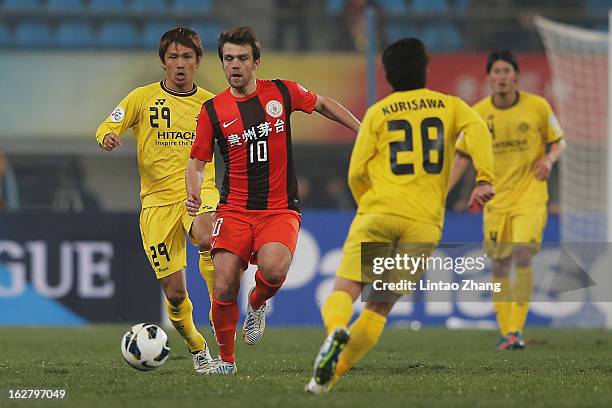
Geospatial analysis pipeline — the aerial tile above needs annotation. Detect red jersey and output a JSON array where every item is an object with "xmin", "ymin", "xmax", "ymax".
[{"xmin": 191, "ymin": 79, "xmax": 317, "ymax": 211}]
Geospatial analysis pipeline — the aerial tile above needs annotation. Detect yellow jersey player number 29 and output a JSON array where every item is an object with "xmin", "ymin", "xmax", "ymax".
[{"xmin": 95, "ymin": 27, "xmax": 219, "ymax": 373}]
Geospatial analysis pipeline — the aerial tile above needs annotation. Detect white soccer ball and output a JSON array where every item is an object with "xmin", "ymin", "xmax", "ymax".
[{"xmin": 120, "ymin": 323, "xmax": 170, "ymax": 371}]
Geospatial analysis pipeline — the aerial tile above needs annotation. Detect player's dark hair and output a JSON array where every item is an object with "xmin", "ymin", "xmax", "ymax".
[
  {"xmin": 158, "ymin": 27, "xmax": 203, "ymax": 63},
  {"xmin": 486, "ymin": 49, "xmax": 519, "ymax": 73},
  {"xmin": 217, "ymin": 26, "xmax": 261, "ymax": 61},
  {"xmin": 382, "ymin": 38, "xmax": 429, "ymax": 91}
]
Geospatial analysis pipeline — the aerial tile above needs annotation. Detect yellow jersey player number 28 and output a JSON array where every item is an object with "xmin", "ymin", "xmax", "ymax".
[{"xmin": 306, "ymin": 38, "xmax": 495, "ymax": 394}]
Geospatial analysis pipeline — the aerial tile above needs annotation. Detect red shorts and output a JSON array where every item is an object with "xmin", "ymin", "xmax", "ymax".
[{"xmin": 210, "ymin": 207, "xmax": 301, "ymax": 265}]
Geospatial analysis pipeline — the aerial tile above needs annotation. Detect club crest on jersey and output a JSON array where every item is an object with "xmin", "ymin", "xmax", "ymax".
[
  {"xmin": 110, "ymin": 106, "xmax": 125, "ymax": 122},
  {"xmin": 266, "ymin": 100, "xmax": 283, "ymax": 118}
]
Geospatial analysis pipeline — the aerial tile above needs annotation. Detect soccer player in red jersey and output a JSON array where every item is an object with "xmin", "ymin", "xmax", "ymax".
[{"xmin": 185, "ymin": 26, "xmax": 360, "ymax": 374}]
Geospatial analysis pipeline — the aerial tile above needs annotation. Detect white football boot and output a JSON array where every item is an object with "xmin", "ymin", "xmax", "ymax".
[
  {"xmin": 191, "ymin": 343, "xmax": 214, "ymax": 373},
  {"xmin": 242, "ymin": 287, "xmax": 269, "ymax": 345}
]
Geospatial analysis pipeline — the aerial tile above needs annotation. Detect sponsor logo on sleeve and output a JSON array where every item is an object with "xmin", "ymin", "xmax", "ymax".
[
  {"xmin": 110, "ymin": 106, "xmax": 125, "ymax": 123},
  {"xmin": 549, "ymin": 114, "xmax": 563, "ymax": 137}
]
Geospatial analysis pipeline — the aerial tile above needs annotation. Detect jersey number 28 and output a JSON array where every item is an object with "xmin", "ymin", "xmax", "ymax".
[{"xmin": 388, "ymin": 117, "xmax": 444, "ymax": 175}]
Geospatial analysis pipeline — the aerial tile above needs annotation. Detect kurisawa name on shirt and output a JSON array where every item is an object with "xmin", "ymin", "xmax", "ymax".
[{"xmin": 382, "ymin": 98, "xmax": 446, "ymax": 115}]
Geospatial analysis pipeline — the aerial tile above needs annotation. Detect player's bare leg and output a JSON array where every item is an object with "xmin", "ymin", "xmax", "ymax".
[
  {"xmin": 208, "ymin": 250, "xmax": 245, "ymax": 375},
  {"xmin": 160, "ymin": 269, "xmax": 212, "ymax": 372},
  {"xmin": 190, "ymin": 212, "xmax": 216, "ymax": 332},
  {"xmin": 243, "ymin": 243, "xmax": 293, "ymax": 345},
  {"xmin": 492, "ymin": 256, "xmax": 513, "ymax": 349}
]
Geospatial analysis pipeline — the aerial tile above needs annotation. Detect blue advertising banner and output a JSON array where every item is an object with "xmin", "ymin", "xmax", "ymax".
[
  {"xmin": 0, "ymin": 212, "xmax": 160, "ymax": 324},
  {"xmin": 6, "ymin": 210, "xmax": 608, "ymax": 327}
]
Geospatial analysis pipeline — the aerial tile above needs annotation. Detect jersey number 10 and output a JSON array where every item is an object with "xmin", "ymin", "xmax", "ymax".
[
  {"xmin": 249, "ymin": 140, "xmax": 268, "ymax": 163},
  {"xmin": 388, "ymin": 117, "xmax": 444, "ymax": 175}
]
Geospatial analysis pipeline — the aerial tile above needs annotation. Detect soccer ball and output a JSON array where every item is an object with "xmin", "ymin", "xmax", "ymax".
[{"xmin": 120, "ymin": 323, "xmax": 170, "ymax": 371}]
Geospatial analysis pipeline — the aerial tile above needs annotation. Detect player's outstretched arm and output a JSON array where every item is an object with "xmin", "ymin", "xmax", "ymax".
[
  {"xmin": 313, "ymin": 95, "xmax": 360, "ymax": 133},
  {"xmin": 185, "ymin": 157, "xmax": 206, "ymax": 216},
  {"xmin": 533, "ymin": 139, "xmax": 566, "ymax": 180}
]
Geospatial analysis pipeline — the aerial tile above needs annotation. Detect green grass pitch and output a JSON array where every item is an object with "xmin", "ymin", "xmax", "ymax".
[{"xmin": 1, "ymin": 326, "xmax": 611, "ymax": 408}]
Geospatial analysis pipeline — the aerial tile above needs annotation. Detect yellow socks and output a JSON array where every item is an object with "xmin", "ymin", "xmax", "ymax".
[
  {"xmin": 336, "ymin": 308, "xmax": 386, "ymax": 378},
  {"xmin": 321, "ymin": 290, "xmax": 354, "ymax": 334},
  {"xmin": 509, "ymin": 265, "xmax": 533, "ymax": 333},
  {"xmin": 165, "ymin": 295, "xmax": 205, "ymax": 353},
  {"xmin": 493, "ymin": 275, "xmax": 512, "ymax": 336},
  {"xmin": 199, "ymin": 250, "xmax": 215, "ymax": 322}
]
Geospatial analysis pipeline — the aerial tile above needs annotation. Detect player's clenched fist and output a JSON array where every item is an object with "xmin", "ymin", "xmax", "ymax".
[
  {"xmin": 468, "ymin": 182, "xmax": 496, "ymax": 210},
  {"xmin": 101, "ymin": 133, "xmax": 122, "ymax": 151},
  {"xmin": 186, "ymin": 194, "xmax": 201, "ymax": 217},
  {"xmin": 533, "ymin": 155, "xmax": 553, "ymax": 180}
]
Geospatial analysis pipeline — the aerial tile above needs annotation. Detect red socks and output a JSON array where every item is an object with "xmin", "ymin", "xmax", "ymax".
[
  {"xmin": 212, "ymin": 295, "xmax": 238, "ymax": 363},
  {"xmin": 212, "ymin": 270, "xmax": 286, "ymax": 363},
  {"xmin": 249, "ymin": 269, "xmax": 285, "ymax": 310}
]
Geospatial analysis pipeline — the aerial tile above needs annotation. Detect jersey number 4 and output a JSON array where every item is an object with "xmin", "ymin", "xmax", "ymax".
[{"xmin": 388, "ymin": 117, "xmax": 444, "ymax": 175}]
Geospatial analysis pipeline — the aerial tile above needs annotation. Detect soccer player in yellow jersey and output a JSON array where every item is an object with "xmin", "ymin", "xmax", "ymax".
[
  {"xmin": 450, "ymin": 50, "xmax": 566, "ymax": 350},
  {"xmin": 305, "ymin": 38, "xmax": 496, "ymax": 393},
  {"xmin": 95, "ymin": 27, "xmax": 219, "ymax": 372}
]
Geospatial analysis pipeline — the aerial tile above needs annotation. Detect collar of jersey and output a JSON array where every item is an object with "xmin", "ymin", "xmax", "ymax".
[
  {"xmin": 490, "ymin": 90, "xmax": 521, "ymax": 110},
  {"xmin": 160, "ymin": 80, "xmax": 197, "ymax": 97},
  {"xmin": 228, "ymin": 79, "xmax": 260, "ymax": 102}
]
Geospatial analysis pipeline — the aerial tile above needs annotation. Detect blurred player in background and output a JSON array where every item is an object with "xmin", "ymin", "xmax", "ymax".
[
  {"xmin": 95, "ymin": 27, "xmax": 219, "ymax": 372},
  {"xmin": 449, "ymin": 49, "xmax": 565, "ymax": 350},
  {"xmin": 186, "ymin": 26, "xmax": 360, "ymax": 375},
  {"xmin": 306, "ymin": 38, "xmax": 496, "ymax": 394}
]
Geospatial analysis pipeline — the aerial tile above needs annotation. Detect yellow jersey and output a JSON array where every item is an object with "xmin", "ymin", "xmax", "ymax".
[
  {"xmin": 96, "ymin": 81, "xmax": 216, "ymax": 208},
  {"xmin": 459, "ymin": 91, "xmax": 563, "ymax": 212},
  {"xmin": 349, "ymin": 88, "xmax": 494, "ymax": 228}
]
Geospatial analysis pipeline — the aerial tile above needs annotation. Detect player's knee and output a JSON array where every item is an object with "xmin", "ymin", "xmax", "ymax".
[
  {"xmin": 513, "ymin": 248, "xmax": 534, "ymax": 267},
  {"xmin": 258, "ymin": 265, "xmax": 289, "ymax": 285},
  {"xmin": 258, "ymin": 256, "xmax": 291, "ymax": 283},
  {"xmin": 165, "ymin": 290, "xmax": 187, "ymax": 306},
  {"xmin": 213, "ymin": 281, "xmax": 239, "ymax": 302},
  {"xmin": 198, "ymin": 241, "xmax": 212, "ymax": 253},
  {"xmin": 492, "ymin": 257, "xmax": 512, "ymax": 277},
  {"xmin": 192, "ymin": 229, "xmax": 212, "ymax": 250}
]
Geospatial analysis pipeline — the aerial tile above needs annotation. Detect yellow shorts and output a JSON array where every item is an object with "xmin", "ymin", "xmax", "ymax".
[
  {"xmin": 483, "ymin": 206, "xmax": 547, "ymax": 260},
  {"xmin": 336, "ymin": 213, "xmax": 441, "ymax": 287},
  {"xmin": 140, "ymin": 187, "xmax": 219, "ymax": 279}
]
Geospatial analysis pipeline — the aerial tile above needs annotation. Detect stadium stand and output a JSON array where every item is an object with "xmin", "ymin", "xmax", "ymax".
[
  {"xmin": 57, "ymin": 21, "xmax": 95, "ymax": 48},
  {"xmin": 97, "ymin": 21, "xmax": 139, "ymax": 48},
  {"xmin": 14, "ymin": 21, "xmax": 54, "ymax": 47}
]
